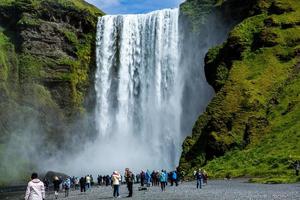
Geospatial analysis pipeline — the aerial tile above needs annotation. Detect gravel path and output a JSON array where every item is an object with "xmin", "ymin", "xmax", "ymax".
[{"xmin": 1, "ymin": 180, "xmax": 299, "ymax": 200}]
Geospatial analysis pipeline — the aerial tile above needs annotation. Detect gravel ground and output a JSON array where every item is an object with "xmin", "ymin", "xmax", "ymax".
[{"xmin": 1, "ymin": 180, "xmax": 299, "ymax": 200}]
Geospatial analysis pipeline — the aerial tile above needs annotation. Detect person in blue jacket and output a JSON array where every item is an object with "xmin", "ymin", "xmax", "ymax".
[
  {"xmin": 63, "ymin": 177, "xmax": 71, "ymax": 197},
  {"xmin": 172, "ymin": 171, "xmax": 178, "ymax": 186},
  {"xmin": 146, "ymin": 170, "xmax": 151, "ymax": 187},
  {"xmin": 159, "ymin": 170, "xmax": 167, "ymax": 191},
  {"xmin": 195, "ymin": 169, "xmax": 203, "ymax": 189}
]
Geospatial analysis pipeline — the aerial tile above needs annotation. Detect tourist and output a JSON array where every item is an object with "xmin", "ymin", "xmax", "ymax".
[
  {"xmin": 79, "ymin": 177, "xmax": 86, "ymax": 192},
  {"xmin": 63, "ymin": 177, "xmax": 71, "ymax": 197},
  {"xmin": 151, "ymin": 171, "xmax": 155, "ymax": 186},
  {"xmin": 146, "ymin": 170, "xmax": 151, "ymax": 187},
  {"xmin": 24, "ymin": 172, "xmax": 45, "ymax": 200},
  {"xmin": 195, "ymin": 169, "xmax": 203, "ymax": 189},
  {"xmin": 169, "ymin": 172, "xmax": 173, "ymax": 186},
  {"xmin": 140, "ymin": 171, "xmax": 145, "ymax": 186},
  {"xmin": 159, "ymin": 170, "xmax": 167, "ymax": 191},
  {"xmin": 97, "ymin": 175, "xmax": 101, "ymax": 186},
  {"xmin": 43, "ymin": 177, "xmax": 49, "ymax": 191},
  {"xmin": 53, "ymin": 176, "xmax": 62, "ymax": 199},
  {"xmin": 136, "ymin": 174, "xmax": 140, "ymax": 184},
  {"xmin": 86, "ymin": 175, "xmax": 91, "ymax": 190},
  {"xmin": 112, "ymin": 171, "xmax": 121, "ymax": 198},
  {"xmin": 106, "ymin": 175, "xmax": 110, "ymax": 186},
  {"xmin": 90, "ymin": 175, "xmax": 94, "ymax": 186},
  {"xmin": 173, "ymin": 171, "xmax": 178, "ymax": 186},
  {"xmin": 74, "ymin": 177, "xmax": 79, "ymax": 190},
  {"xmin": 125, "ymin": 168, "xmax": 134, "ymax": 197}
]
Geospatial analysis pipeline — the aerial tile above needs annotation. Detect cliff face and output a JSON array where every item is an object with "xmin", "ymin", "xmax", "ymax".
[
  {"xmin": 0, "ymin": 0, "xmax": 103, "ymax": 184},
  {"xmin": 180, "ymin": 0, "xmax": 300, "ymax": 183}
]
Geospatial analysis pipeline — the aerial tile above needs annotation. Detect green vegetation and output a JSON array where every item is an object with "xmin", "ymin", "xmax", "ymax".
[
  {"xmin": 180, "ymin": 0, "xmax": 300, "ymax": 183},
  {"xmin": 0, "ymin": 0, "xmax": 103, "ymax": 185}
]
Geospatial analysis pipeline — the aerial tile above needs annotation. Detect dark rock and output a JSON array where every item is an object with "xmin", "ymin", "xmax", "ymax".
[{"xmin": 44, "ymin": 171, "xmax": 69, "ymax": 181}]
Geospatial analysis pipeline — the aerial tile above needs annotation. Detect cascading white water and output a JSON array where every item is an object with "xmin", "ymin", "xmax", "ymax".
[
  {"xmin": 93, "ymin": 8, "xmax": 215, "ymax": 172},
  {"xmin": 95, "ymin": 9, "xmax": 182, "ymax": 171}
]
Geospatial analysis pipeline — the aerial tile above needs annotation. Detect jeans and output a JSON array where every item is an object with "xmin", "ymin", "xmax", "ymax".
[
  {"xmin": 65, "ymin": 188, "xmax": 69, "ymax": 197},
  {"xmin": 80, "ymin": 185, "xmax": 86, "ymax": 192},
  {"xmin": 113, "ymin": 185, "xmax": 120, "ymax": 197},
  {"xmin": 127, "ymin": 182, "xmax": 133, "ymax": 197},
  {"xmin": 197, "ymin": 179, "xmax": 202, "ymax": 189},
  {"xmin": 160, "ymin": 182, "xmax": 166, "ymax": 191}
]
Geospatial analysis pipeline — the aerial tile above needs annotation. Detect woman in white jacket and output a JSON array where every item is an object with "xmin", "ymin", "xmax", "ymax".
[
  {"xmin": 112, "ymin": 171, "xmax": 121, "ymax": 198},
  {"xmin": 25, "ymin": 173, "xmax": 45, "ymax": 200}
]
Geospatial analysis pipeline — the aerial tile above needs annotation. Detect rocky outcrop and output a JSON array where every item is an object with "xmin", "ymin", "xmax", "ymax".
[
  {"xmin": 0, "ymin": 0, "xmax": 103, "ymax": 185},
  {"xmin": 179, "ymin": 0, "xmax": 300, "ymax": 183}
]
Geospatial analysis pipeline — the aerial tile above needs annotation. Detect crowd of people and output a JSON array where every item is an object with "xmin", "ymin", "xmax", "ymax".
[{"xmin": 24, "ymin": 168, "xmax": 207, "ymax": 200}]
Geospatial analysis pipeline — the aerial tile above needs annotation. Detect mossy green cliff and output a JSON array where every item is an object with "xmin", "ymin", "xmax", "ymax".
[
  {"xmin": 180, "ymin": 0, "xmax": 300, "ymax": 183},
  {"xmin": 0, "ymin": 0, "xmax": 103, "ymax": 184}
]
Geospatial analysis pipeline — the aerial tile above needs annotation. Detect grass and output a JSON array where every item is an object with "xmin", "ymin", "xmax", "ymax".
[
  {"xmin": 180, "ymin": 0, "xmax": 300, "ymax": 183},
  {"xmin": 0, "ymin": 0, "xmax": 103, "ymax": 185}
]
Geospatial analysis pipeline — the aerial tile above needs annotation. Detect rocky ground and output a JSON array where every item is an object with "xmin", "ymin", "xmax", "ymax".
[{"xmin": 1, "ymin": 179, "xmax": 299, "ymax": 200}]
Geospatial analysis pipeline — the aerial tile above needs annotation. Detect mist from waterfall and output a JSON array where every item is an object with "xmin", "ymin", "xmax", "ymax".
[{"xmin": 46, "ymin": 8, "xmax": 229, "ymax": 175}]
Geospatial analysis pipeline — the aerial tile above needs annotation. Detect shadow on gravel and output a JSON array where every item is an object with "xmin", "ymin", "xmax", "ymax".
[{"xmin": 98, "ymin": 197, "xmax": 113, "ymax": 199}]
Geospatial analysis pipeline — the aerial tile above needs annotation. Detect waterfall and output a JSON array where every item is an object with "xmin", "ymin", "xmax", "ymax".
[{"xmin": 94, "ymin": 8, "xmax": 213, "ymax": 172}]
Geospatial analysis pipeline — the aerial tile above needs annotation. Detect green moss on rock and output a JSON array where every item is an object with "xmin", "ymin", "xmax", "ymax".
[
  {"xmin": 180, "ymin": 0, "xmax": 300, "ymax": 183},
  {"xmin": 0, "ymin": 0, "xmax": 104, "ymax": 185}
]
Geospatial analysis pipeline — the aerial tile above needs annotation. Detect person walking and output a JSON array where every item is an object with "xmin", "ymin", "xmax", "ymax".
[
  {"xmin": 125, "ymin": 168, "xmax": 134, "ymax": 197},
  {"xmin": 53, "ymin": 176, "xmax": 62, "ymax": 199},
  {"xmin": 159, "ymin": 170, "xmax": 167, "ymax": 192},
  {"xmin": 63, "ymin": 177, "xmax": 71, "ymax": 197},
  {"xmin": 195, "ymin": 169, "xmax": 203, "ymax": 189},
  {"xmin": 86, "ymin": 175, "xmax": 91, "ymax": 190},
  {"xmin": 112, "ymin": 171, "xmax": 121, "ymax": 198},
  {"xmin": 79, "ymin": 177, "xmax": 86, "ymax": 193},
  {"xmin": 25, "ymin": 173, "xmax": 45, "ymax": 200}
]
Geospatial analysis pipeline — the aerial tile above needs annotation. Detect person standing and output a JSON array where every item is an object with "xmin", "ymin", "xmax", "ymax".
[
  {"xmin": 63, "ymin": 177, "xmax": 71, "ymax": 197},
  {"xmin": 53, "ymin": 176, "xmax": 62, "ymax": 199},
  {"xmin": 25, "ymin": 173, "xmax": 45, "ymax": 200},
  {"xmin": 74, "ymin": 177, "xmax": 79, "ymax": 190},
  {"xmin": 79, "ymin": 177, "xmax": 86, "ymax": 193},
  {"xmin": 112, "ymin": 171, "xmax": 121, "ymax": 198},
  {"xmin": 86, "ymin": 175, "xmax": 91, "ymax": 190},
  {"xmin": 195, "ymin": 169, "xmax": 203, "ymax": 189},
  {"xmin": 159, "ymin": 170, "xmax": 167, "ymax": 192},
  {"xmin": 172, "ymin": 171, "xmax": 178, "ymax": 186},
  {"xmin": 125, "ymin": 168, "xmax": 134, "ymax": 197},
  {"xmin": 145, "ymin": 170, "xmax": 151, "ymax": 187},
  {"xmin": 140, "ymin": 171, "xmax": 145, "ymax": 187}
]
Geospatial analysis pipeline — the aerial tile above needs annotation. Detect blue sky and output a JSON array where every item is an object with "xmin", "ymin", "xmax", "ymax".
[{"xmin": 85, "ymin": 0, "xmax": 184, "ymax": 14}]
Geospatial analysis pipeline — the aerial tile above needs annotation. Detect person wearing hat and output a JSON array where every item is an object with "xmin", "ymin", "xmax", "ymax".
[
  {"xmin": 53, "ymin": 176, "xmax": 62, "ymax": 199},
  {"xmin": 112, "ymin": 171, "xmax": 121, "ymax": 198}
]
